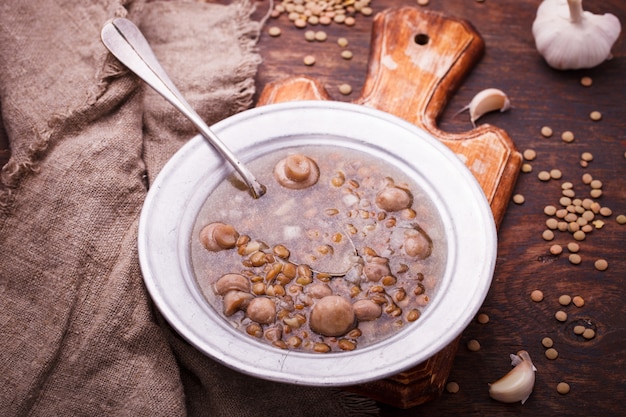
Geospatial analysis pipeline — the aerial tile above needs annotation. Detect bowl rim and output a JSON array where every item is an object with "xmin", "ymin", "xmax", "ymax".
[{"xmin": 138, "ymin": 100, "xmax": 497, "ymax": 386}]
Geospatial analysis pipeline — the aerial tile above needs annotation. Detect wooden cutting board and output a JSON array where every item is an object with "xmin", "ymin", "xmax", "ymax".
[{"xmin": 257, "ymin": 6, "xmax": 522, "ymax": 409}]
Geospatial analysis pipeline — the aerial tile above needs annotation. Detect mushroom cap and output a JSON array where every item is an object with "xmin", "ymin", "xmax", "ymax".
[
  {"xmin": 274, "ymin": 154, "xmax": 320, "ymax": 189},
  {"xmin": 352, "ymin": 299, "xmax": 382, "ymax": 321},
  {"xmin": 215, "ymin": 273, "xmax": 250, "ymax": 295},
  {"xmin": 309, "ymin": 295, "xmax": 356, "ymax": 337},
  {"xmin": 375, "ymin": 185, "xmax": 413, "ymax": 212},
  {"xmin": 200, "ymin": 222, "xmax": 239, "ymax": 252},
  {"xmin": 363, "ymin": 256, "xmax": 391, "ymax": 282},
  {"xmin": 246, "ymin": 297, "xmax": 276, "ymax": 324}
]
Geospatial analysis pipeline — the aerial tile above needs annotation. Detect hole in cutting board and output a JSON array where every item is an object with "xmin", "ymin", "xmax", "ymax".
[{"xmin": 414, "ymin": 33, "xmax": 430, "ymax": 45}]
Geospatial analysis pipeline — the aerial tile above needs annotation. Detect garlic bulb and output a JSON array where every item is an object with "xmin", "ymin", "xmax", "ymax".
[
  {"xmin": 489, "ymin": 350, "xmax": 537, "ymax": 404},
  {"xmin": 532, "ymin": 0, "xmax": 622, "ymax": 70}
]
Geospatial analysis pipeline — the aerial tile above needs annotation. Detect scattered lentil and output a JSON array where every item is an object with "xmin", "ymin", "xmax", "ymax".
[
  {"xmin": 314, "ymin": 30, "xmax": 328, "ymax": 41},
  {"xmin": 541, "ymin": 126, "xmax": 553, "ymax": 137},
  {"xmin": 572, "ymin": 230, "xmax": 586, "ymax": 241},
  {"xmin": 581, "ymin": 152, "xmax": 593, "ymax": 162},
  {"xmin": 542, "ymin": 337, "xmax": 554, "ymax": 348},
  {"xmin": 574, "ymin": 325, "xmax": 586, "ymax": 334},
  {"xmin": 582, "ymin": 173, "xmax": 593, "ymax": 184},
  {"xmin": 594, "ymin": 259, "xmax": 608, "ymax": 271},
  {"xmin": 521, "ymin": 163, "xmax": 533, "ymax": 173},
  {"xmin": 561, "ymin": 131, "xmax": 575, "ymax": 143},
  {"xmin": 545, "ymin": 347, "xmax": 559, "ymax": 360},
  {"xmin": 538, "ymin": 171, "xmax": 551, "ymax": 181},
  {"xmin": 417, "ymin": 0, "xmax": 430, "ymax": 5},
  {"xmin": 477, "ymin": 313, "xmax": 490, "ymax": 324},
  {"xmin": 555, "ymin": 310, "xmax": 568, "ymax": 322},
  {"xmin": 572, "ymin": 296, "xmax": 585, "ymax": 307},
  {"xmin": 467, "ymin": 339, "xmax": 481, "ymax": 352},
  {"xmin": 558, "ymin": 294, "xmax": 572, "ymax": 306},
  {"xmin": 550, "ymin": 169, "xmax": 563, "ymax": 180},
  {"xmin": 338, "ymin": 83, "xmax": 352, "ymax": 95},
  {"xmin": 304, "ymin": 30, "xmax": 316, "ymax": 41},
  {"xmin": 268, "ymin": 26, "xmax": 282, "ymax": 37},
  {"xmin": 546, "ymin": 218, "xmax": 559, "ymax": 229},
  {"xmin": 531, "ymin": 290, "xmax": 544, "ymax": 302},
  {"xmin": 303, "ymin": 55, "xmax": 316, "ymax": 66},
  {"xmin": 589, "ymin": 111, "xmax": 602, "ymax": 121},
  {"xmin": 340, "ymin": 50, "xmax": 353, "ymax": 60},
  {"xmin": 568, "ymin": 254, "xmax": 582, "ymax": 264},
  {"xmin": 513, "ymin": 194, "xmax": 525, "ymax": 204},
  {"xmin": 523, "ymin": 149, "xmax": 537, "ymax": 160},
  {"xmin": 544, "ymin": 205, "xmax": 557, "ymax": 216},
  {"xmin": 580, "ymin": 76, "xmax": 593, "ymax": 87},
  {"xmin": 557, "ymin": 382, "xmax": 571, "ymax": 395},
  {"xmin": 549, "ymin": 244, "xmax": 563, "ymax": 255},
  {"xmin": 446, "ymin": 381, "xmax": 460, "ymax": 394},
  {"xmin": 616, "ymin": 214, "xmax": 626, "ymax": 224},
  {"xmin": 542, "ymin": 229, "xmax": 555, "ymax": 241},
  {"xmin": 582, "ymin": 328, "xmax": 596, "ymax": 339},
  {"xmin": 337, "ymin": 37, "xmax": 349, "ymax": 47}
]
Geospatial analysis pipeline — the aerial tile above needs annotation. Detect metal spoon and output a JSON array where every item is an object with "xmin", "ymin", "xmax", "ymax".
[{"xmin": 100, "ymin": 18, "xmax": 266, "ymax": 199}]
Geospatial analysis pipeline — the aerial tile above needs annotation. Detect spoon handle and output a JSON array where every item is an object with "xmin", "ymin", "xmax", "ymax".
[{"xmin": 101, "ymin": 18, "xmax": 266, "ymax": 199}]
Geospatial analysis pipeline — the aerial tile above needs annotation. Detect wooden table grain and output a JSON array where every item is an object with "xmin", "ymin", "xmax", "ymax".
[{"xmin": 253, "ymin": 0, "xmax": 625, "ymax": 415}]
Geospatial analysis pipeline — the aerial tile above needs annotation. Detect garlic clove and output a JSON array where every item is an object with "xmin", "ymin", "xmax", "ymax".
[
  {"xmin": 489, "ymin": 350, "xmax": 537, "ymax": 404},
  {"xmin": 459, "ymin": 88, "xmax": 511, "ymax": 127}
]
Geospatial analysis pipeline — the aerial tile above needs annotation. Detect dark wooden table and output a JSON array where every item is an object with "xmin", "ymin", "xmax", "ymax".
[
  {"xmin": 253, "ymin": 0, "xmax": 625, "ymax": 416},
  {"xmin": 1, "ymin": 1, "xmax": 623, "ymax": 415}
]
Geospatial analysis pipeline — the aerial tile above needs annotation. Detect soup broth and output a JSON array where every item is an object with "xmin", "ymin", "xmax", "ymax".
[{"xmin": 191, "ymin": 145, "xmax": 447, "ymax": 352}]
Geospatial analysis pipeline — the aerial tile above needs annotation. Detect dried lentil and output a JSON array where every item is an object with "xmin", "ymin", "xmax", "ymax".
[
  {"xmin": 561, "ymin": 131, "xmax": 575, "ymax": 143},
  {"xmin": 555, "ymin": 310, "xmax": 568, "ymax": 322},
  {"xmin": 589, "ymin": 111, "xmax": 602, "ymax": 121},
  {"xmin": 467, "ymin": 339, "xmax": 481, "ymax": 352},
  {"xmin": 558, "ymin": 294, "xmax": 572, "ymax": 306},
  {"xmin": 617, "ymin": 214, "xmax": 626, "ymax": 224},
  {"xmin": 542, "ymin": 337, "xmax": 554, "ymax": 348},
  {"xmin": 340, "ymin": 50, "xmax": 353, "ymax": 60},
  {"xmin": 304, "ymin": 30, "xmax": 316, "ymax": 41},
  {"xmin": 568, "ymin": 254, "xmax": 582, "ymax": 265},
  {"xmin": 545, "ymin": 347, "xmax": 559, "ymax": 360},
  {"xmin": 314, "ymin": 30, "xmax": 327, "ymax": 41},
  {"xmin": 477, "ymin": 313, "xmax": 490, "ymax": 324},
  {"xmin": 446, "ymin": 381, "xmax": 460, "ymax": 394},
  {"xmin": 303, "ymin": 55, "xmax": 316, "ymax": 66},
  {"xmin": 513, "ymin": 194, "xmax": 525, "ymax": 204},
  {"xmin": 523, "ymin": 149, "xmax": 537, "ymax": 160},
  {"xmin": 557, "ymin": 382, "xmax": 571, "ymax": 395},
  {"xmin": 531, "ymin": 290, "xmax": 544, "ymax": 302},
  {"xmin": 550, "ymin": 169, "xmax": 563, "ymax": 180},
  {"xmin": 541, "ymin": 126, "xmax": 553, "ymax": 137},
  {"xmin": 581, "ymin": 152, "xmax": 594, "ymax": 162},
  {"xmin": 573, "ymin": 325, "xmax": 586, "ymax": 334},
  {"xmin": 546, "ymin": 218, "xmax": 558, "ymax": 229},
  {"xmin": 338, "ymin": 83, "xmax": 352, "ymax": 95},
  {"xmin": 337, "ymin": 37, "xmax": 349, "ymax": 47},
  {"xmin": 542, "ymin": 229, "xmax": 554, "ymax": 241},
  {"xmin": 549, "ymin": 244, "xmax": 563, "ymax": 255},
  {"xmin": 268, "ymin": 26, "xmax": 282, "ymax": 37},
  {"xmin": 582, "ymin": 328, "xmax": 596, "ymax": 339},
  {"xmin": 417, "ymin": 0, "xmax": 430, "ymax": 5},
  {"xmin": 594, "ymin": 259, "xmax": 608, "ymax": 271},
  {"xmin": 572, "ymin": 296, "xmax": 585, "ymax": 307},
  {"xmin": 544, "ymin": 205, "xmax": 557, "ymax": 216},
  {"xmin": 538, "ymin": 171, "xmax": 551, "ymax": 181},
  {"xmin": 580, "ymin": 76, "xmax": 593, "ymax": 87},
  {"xmin": 521, "ymin": 163, "xmax": 533, "ymax": 173}
]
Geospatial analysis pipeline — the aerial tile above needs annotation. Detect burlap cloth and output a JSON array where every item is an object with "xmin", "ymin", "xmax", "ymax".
[{"xmin": 0, "ymin": 0, "xmax": 379, "ymax": 415}]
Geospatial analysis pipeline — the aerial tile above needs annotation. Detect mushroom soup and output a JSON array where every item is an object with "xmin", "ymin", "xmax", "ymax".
[{"xmin": 191, "ymin": 146, "xmax": 447, "ymax": 352}]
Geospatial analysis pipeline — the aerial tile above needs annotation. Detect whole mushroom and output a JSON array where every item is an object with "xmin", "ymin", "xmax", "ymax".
[
  {"xmin": 274, "ymin": 154, "xmax": 320, "ymax": 189},
  {"xmin": 246, "ymin": 297, "xmax": 276, "ymax": 324},
  {"xmin": 200, "ymin": 222, "xmax": 239, "ymax": 252},
  {"xmin": 309, "ymin": 295, "xmax": 356, "ymax": 337}
]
